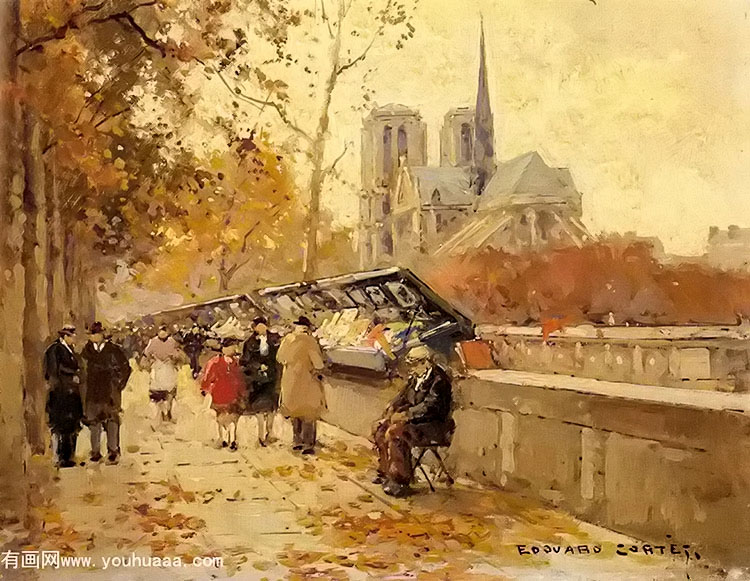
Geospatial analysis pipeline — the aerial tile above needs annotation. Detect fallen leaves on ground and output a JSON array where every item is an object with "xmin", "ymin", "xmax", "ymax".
[
  {"xmin": 132, "ymin": 505, "xmax": 206, "ymax": 534},
  {"xmin": 317, "ymin": 441, "xmax": 376, "ymax": 473},
  {"xmin": 152, "ymin": 476, "xmax": 198, "ymax": 504}
]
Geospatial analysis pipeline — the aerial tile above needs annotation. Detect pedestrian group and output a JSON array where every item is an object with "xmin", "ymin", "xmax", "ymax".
[
  {"xmin": 43, "ymin": 313, "xmax": 453, "ymax": 498},
  {"xmin": 43, "ymin": 314, "xmax": 329, "ymax": 465}
]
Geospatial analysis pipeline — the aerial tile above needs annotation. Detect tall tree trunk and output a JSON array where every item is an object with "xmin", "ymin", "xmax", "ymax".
[
  {"xmin": 0, "ymin": 0, "xmax": 28, "ymax": 521},
  {"xmin": 68, "ymin": 217, "xmax": 96, "ymax": 328},
  {"xmin": 79, "ymin": 264, "xmax": 97, "ymax": 325},
  {"xmin": 66, "ymin": 230, "xmax": 95, "ymax": 329},
  {"xmin": 303, "ymin": 140, "xmax": 326, "ymax": 281},
  {"xmin": 218, "ymin": 269, "xmax": 231, "ymax": 292},
  {"xmin": 46, "ymin": 159, "xmax": 66, "ymax": 333},
  {"xmin": 21, "ymin": 113, "xmax": 48, "ymax": 455},
  {"xmin": 302, "ymin": 1, "xmax": 343, "ymax": 280},
  {"xmin": 63, "ymin": 229, "xmax": 77, "ymax": 325},
  {"xmin": 217, "ymin": 254, "xmax": 238, "ymax": 292}
]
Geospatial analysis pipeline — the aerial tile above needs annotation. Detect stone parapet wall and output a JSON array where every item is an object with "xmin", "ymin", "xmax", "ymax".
[
  {"xmin": 478, "ymin": 324, "xmax": 750, "ymax": 392},
  {"xmin": 453, "ymin": 370, "xmax": 750, "ymax": 565},
  {"xmin": 322, "ymin": 370, "xmax": 750, "ymax": 566}
]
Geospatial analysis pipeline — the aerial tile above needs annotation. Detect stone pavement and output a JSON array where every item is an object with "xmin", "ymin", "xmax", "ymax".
[{"xmin": 7, "ymin": 365, "xmax": 728, "ymax": 580}]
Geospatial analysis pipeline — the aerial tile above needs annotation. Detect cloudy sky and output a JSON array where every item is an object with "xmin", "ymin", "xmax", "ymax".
[{"xmin": 316, "ymin": 0, "xmax": 750, "ymax": 255}]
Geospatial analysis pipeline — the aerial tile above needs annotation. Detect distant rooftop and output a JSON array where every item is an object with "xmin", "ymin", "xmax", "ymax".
[
  {"xmin": 408, "ymin": 166, "xmax": 475, "ymax": 206},
  {"xmin": 478, "ymin": 151, "xmax": 579, "ymax": 211},
  {"xmin": 708, "ymin": 225, "xmax": 750, "ymax": 243}
]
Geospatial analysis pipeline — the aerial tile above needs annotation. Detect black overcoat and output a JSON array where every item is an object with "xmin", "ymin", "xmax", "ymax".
[
  {"xmin": 43, "ymin": 340, "xmax": 83, "ymax": 434},
  {"xmin": 81, "ymin": 340, "xmax": 132, "ymax": 423},
  {"xmin": 390, "ymin": 364, "xmax": 453, "ymax": 425},
  {"xmin": 240, "ymin": 332, "xmax": 281, "ymax": 413}
]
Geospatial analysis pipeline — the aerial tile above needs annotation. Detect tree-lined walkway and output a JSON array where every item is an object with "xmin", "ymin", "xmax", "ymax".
[{"xmin": 11, "ymin": 367, "xmax": 714, "ymax": 580}]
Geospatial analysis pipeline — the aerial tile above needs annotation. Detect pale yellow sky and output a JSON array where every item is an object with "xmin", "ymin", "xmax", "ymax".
[
  {"xmin": 161, "ymin": 0, "xmax": 750, "ymax": 256},
  {"xmin": 317, "ymin": 0, "xmax": 750, "ymax": 255}
]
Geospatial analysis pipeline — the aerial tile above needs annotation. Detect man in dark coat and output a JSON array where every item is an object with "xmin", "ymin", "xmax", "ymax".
[
  {"xmin": 181, "ymin": 323, "xmax": 206, "ymax": 379},
  {"xmin": 240, "ymin": 317, "xmax": 281, "ymax": 446},
  {"xmin": 373, "ymin": 345, "xmax": 453, "ymax": 497},
  {"xmin": 120, "ymin": 324, "xmax": 140, "ymax": 360},
  {"xmin": 44, "ymin": 324, "xmax": 83, "ymax": 468},
  {"xmin": 81, "ymin": 322, "xmax": 131, "ymax": 464}
]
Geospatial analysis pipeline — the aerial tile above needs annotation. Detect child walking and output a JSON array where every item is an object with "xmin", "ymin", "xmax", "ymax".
[{"xmin": 200, "ymin": 338, "xmax": 246, "ymax": 450}]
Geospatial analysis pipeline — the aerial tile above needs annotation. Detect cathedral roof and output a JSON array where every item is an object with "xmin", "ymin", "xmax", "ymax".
[
  {"xmin": 408, "ymin": 166, "xmax": 475, "ymax": 206},
  {"xmin": 478, "ymin": 151, "xmax": 579, "ymax": 211},
  {"xmin": 434, "ymin": 151, "xmax": 589, "ymax": 257}
]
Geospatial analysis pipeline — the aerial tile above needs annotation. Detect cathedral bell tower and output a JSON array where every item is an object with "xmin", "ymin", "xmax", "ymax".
[
  {"xmin": 440, "ymin": 107, "xmax": 475, "ymax": 168},
  {"xmin": 360, "ymin": 105, "xmax": 427, "ymax": 267}
]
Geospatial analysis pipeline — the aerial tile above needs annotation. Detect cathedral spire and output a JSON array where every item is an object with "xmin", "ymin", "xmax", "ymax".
[{"xmin": 474, "ymin": 16, "xmax": 495, "ymax": 194}]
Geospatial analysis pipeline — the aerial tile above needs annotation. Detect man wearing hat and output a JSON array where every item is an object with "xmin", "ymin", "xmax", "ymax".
[
  {"xmin": 81, "ymin": 322, "xmax": 131, "ymax": 464},
  {"xmin": 43, "ymin": 324, "xmax": 83, "ymax": 467},
  {"xmin": 241, "ymin": 316, "xmax": 281, "ymax": 447},
  {"xmin": 277, "ymin": 316, "xmax": 326, "ymax": 454},
  {"xmin": 181, "ymin": 323, "xmax": 206, "ymax": 379},
  {"xmin": 372, "ymin": 345, "xmax": 454, "ymax": 497}
]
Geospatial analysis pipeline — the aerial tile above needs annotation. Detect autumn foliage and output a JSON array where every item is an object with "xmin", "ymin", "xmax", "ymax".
[{"xmin": 426, "ymin": 239, "xmax": 750, "ymax": 326}]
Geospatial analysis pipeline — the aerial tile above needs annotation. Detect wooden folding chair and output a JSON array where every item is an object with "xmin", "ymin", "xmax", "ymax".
[{"xmin": 412, "ymin": 445, "xmax": 454, "ymax": 492}]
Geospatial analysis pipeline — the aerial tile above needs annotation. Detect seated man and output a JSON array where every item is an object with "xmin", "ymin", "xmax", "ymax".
[{"xmin": 373, "ymin": 345, "xmax": 453, "ymax": 497}]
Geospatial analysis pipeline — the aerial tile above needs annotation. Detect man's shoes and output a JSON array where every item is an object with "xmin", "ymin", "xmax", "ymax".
[
  {"xmin": 229, "ymin": 441, "xmax": 238, "ymax": 451},
  {"xmin": 382, "ymin": 480, "xmax": 411, "ymax": 498},
  {"xmin": 258, "ymin": 439, "xmax": 267, "ymax": 448},
  {"xmin": 59, "ymin": 460, "xmax": 76, "ymax": 468},
  {"xmin": 372, "ymin": 473, "xmax": 385, "ymax": 485},
  {"xmin": 89, "ymin": 453, "xmax": 103, "ymax": 463},
  {"xmin": 301, "ymin": 448, "xmax": 315, "ymax": 455},
  {"xmin": 221, "ymin": 441, "xmax": 229, "ymax": 448},
  {"xmin": 292, "ymin": 445, "xmax": 304, "ymax": 451},
  {"xmin": 106, "ymin": 452, "xmax": 119, "ymax": 465}
]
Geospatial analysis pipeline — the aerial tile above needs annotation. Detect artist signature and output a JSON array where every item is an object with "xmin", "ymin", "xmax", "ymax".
[{"xmin": 516, "ymin": 543, "xmax": 701, "ymax": 560}]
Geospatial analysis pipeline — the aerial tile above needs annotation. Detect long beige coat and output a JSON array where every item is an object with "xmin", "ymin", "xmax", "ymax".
[{"xmin": 277, "ymin": 331, "xmax": 326, "ymax": 421}]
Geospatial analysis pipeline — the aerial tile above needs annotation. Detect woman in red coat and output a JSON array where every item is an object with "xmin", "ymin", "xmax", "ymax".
[{"xmin": 200, "ymin": 338, "xmax": 246, "ymax": 450}]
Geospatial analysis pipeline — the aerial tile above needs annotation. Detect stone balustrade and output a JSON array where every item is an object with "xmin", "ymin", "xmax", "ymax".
[{"xmin": 478, "ymin": 324, "xmax": 750, "ymax": 392}]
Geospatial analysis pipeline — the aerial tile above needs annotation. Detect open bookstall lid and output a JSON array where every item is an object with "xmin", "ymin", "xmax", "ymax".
[
  {"xmin": 249, "ymin": 267, "xmax": 474, "ymax": 357},
  {"xmin": 134, "ymin": 295, "xmax": 257, "ymax": 331}
]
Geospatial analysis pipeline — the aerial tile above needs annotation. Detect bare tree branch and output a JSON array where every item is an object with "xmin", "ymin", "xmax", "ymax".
[
  {"xmin": 240, "ymin": 203, "xmax": 284, "ymax": 254},
  {"xmin": 320, "ymin": 0, "xmax": 335, "ymax": 38},
  {"xmin": 82, "ymin": 47, "xmax": 146, "ymax": 125},
  {"xmin": 110, "ymin": 11, "xmax": 166, "ymax": 57},
  {"xmin": 44, "ymin": 105, "xmax": 133, "ymax": 154},
  {"xmin": 213, "ymin": 69, "xmax": 313, "ymax": 142},
  {"xmin": 94, "ymin": 107, "xmax": 131, "ymax": 128},
  {"xmin": 335, "ymin": 0, "xmax": 393, "ymax": 76},
  {"xmin": 323, "ymin": 141, "xmax": 350, "ymax": 177},
  {"xmin": 17, "ymin": 0, "xmax": 159, "ymax": 55},
  {"xmin": 220, "ymin": 203, "xmax": 286, "ymax": 281}
]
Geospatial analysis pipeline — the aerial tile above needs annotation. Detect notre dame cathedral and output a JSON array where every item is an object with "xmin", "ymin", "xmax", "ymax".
[{"xmin": 358, "ymin": 24, "xmax": 591, "ymax": 268}]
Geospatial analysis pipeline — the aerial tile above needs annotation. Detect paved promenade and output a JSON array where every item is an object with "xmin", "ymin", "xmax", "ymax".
[{"xmin": 6, "ymin": 366, "xmax": 723, "ymax": 580}]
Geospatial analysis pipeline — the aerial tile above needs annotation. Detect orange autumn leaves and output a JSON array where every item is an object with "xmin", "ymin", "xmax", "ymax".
[
  {"xmin": 135, "ymin": 138, "xmax": 302, "ymax": 294},
  {"xmin": 21, "ymin": 37, "xmax": 129, "ymax": 192},
  {"xmin": 428, "ymin": 238, "xmax": 750, "ymax": 326},
  {"xmin": 17, "ymin": 0, "xmax": 304, "ymax": 293}
]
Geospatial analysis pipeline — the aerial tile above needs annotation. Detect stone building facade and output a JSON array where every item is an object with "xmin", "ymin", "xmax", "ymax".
[
  {"xmin": 359, "ymin": 23, "xmax": 591, "ymax": 268},
  {"xmin": 705, "ymin": 225, "xmax": 750, "ymax": 271}
]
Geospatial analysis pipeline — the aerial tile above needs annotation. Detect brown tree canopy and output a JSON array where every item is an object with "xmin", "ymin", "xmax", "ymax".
[{"xmin": 425, "ymin": 238, "xmax": 750, "ymax": 326}]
